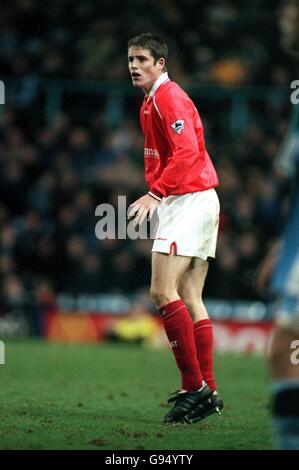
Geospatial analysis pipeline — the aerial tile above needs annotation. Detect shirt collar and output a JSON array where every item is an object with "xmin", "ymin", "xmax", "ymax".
[{"xmin": 148, "ymin": 72, "xmax": 169, "ymax": 99}]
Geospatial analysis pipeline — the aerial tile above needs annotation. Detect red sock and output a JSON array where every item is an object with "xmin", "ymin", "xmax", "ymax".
[
  {"xmin": 160, "ymin": 300, "xmax": 203, "ymax": 391},
  {"xmin": 193, "ymin": 319, "xmax": 216, "ymax": 392}
]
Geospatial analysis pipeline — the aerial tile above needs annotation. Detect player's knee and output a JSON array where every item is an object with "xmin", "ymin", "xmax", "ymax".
[
  {"xmin": 268, "ymin": 336, "xmax": 287, "ymax": 371},
  {"xmin": 268, "ymin": 341, "xmax": 279, "ymax": 366},
  {"xmin": 268, "ymin": 327, "xmax": 299, "ymax": 367},
  {"xmin": 150, "ymin": 287, "xmax": 175, "ymax": 308}
]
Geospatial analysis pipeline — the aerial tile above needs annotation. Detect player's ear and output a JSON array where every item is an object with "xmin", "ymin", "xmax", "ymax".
[{"xmin": 158, "ymin": 57, "xmax": 165, "ymax": 70}]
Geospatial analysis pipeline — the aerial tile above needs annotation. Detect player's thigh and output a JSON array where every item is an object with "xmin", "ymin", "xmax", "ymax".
[
  {"xmin": 151, "ymin": 252, "xmax": 192, "ymax": 292},
  {"xmin": 178, "ymin": 257, "xmax": 209, "ymax": 300}
]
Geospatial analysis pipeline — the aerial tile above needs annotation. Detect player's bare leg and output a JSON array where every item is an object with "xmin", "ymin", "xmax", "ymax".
[
  {"xmin": 268, "ymin": 326, "xmax": 299, "ymax": 381},
  {"xmin": 150, "ymin": 252, "xmax": 213, "ymax": 423},
  {"xmin": 150, "ymin": 252, "xmax": 191, "ymax": 308},
  {"xmin": 178, "ymin": 257, "xmax": 209, "ymax": 322}
]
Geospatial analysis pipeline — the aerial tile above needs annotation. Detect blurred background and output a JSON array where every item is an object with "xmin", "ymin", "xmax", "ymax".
[{"xmin": 0, "ymin": 0, "xmax": 295, "ymax": 350}]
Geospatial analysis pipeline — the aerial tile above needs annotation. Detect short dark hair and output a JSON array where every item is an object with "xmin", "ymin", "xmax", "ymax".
[{"xmin": 128, "ymin": 33, "xmax": 168, "ymax": 70}]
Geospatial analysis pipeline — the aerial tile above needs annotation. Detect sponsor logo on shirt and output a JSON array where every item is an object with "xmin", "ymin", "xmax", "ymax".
[
  {"xmin": 144, "ymin": 148, "xmax": 160, "ymax": 158},
  {"xmin": 171, "ymin": 119, "xmax": 185, "ymax": 134}
]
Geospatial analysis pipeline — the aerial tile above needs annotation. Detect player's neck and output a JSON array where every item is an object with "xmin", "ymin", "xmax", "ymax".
[
  {"xmin": 142, "ymin": 78, "xmax": 161, "ymax": 97},
  {"xmin": 143, "ymin": 72, "xmax": 169, "ymax": 97}
]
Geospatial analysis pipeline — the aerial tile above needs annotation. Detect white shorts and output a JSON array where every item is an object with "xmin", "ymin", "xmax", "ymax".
[{"xmin": 152, "ymin": 188, "xmax": 220, "ymax": 259}]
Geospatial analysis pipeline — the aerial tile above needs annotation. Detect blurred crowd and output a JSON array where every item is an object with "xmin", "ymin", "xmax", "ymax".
[
  {"xmin": 0, "ymin": 0, "xmax": 296, "ymax": 86},
  {"xmin": 0, "ymin": 0, "xmax": 295, "ymax": 319}
]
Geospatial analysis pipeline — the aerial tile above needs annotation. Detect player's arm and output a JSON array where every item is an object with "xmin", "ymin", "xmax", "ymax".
[
  {"xmin": 254, "ymin": 240, "xmax": 280, "ymax": 296},
  {"xmin": 274, "ymin": 105, "xmax": 299, "ymax": 178},
  {"xmin": 150, "ymin": 94, "xmax": 203, "ymax": 198}
]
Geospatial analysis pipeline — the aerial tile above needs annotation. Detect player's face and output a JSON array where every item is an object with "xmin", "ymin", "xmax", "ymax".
[{"xmin": 128, "ymin": 47, "xmax": 165, "ymax": 94}]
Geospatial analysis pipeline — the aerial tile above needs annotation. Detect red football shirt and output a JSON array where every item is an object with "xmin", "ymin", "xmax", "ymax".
[{"xmin": 140, "ymin": 73, "xmax": 219, "ymax": 199}]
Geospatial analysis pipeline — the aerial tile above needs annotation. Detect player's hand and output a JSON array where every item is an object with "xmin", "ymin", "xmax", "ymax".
[{"xmin": 128, "ymin": 194, "xmax": 160, "ymax": 226}]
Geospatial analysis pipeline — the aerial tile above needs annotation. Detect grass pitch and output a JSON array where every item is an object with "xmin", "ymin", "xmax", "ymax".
[{"xmin": 0, "ymin": 340, "xmax": 273, "ymax": 450}]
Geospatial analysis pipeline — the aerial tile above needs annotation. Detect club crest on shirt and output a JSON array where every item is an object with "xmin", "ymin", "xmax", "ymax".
[{"xmin": 171, "ymin": 120, "xmax": 185, "ymax": 134}]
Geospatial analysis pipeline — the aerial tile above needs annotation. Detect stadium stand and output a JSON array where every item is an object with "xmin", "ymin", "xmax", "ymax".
[{"xmin": 0, "ymin": 0, "xmax": 295, "ymax": 338}]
